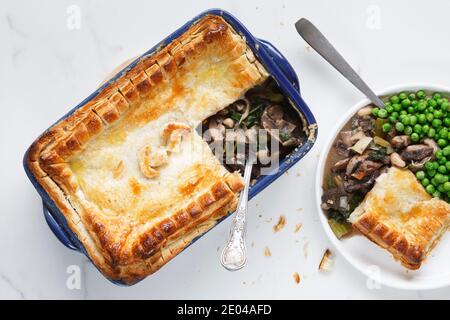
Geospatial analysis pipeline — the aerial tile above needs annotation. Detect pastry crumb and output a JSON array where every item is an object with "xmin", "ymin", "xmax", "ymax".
[
  {"xmin": 303, "ymin": 241, "xmax": 309, "ymax": 259},
  {"xmin": 319, "ymin": 249, "xmax": 334, "ymax": 272},
  {"xmin": 264, "ymin": 246, "xmax": 271, "ymax": 257},
  {"xmin": 294, "ymin": 223, "xmax": 302, "ymax": 233},
  {"xmin": 293, "ymin": 272, "xmax": 301, "ymax": 284},
  {"xmin": 273, "ymin": 215, "xmax": 286, "ymax": 232},
  {"xmin": 296, "ymin": 208, "xmax": 304, "ymax": 212}
]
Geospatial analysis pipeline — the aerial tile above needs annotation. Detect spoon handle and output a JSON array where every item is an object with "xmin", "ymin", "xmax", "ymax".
[
  {"xmin": 220, "ymin": 160, "xmax": 253, "ymax": 271},
  {"xmin": 295, "ymin": 18, "xmax": 385, "ymax": 109}
]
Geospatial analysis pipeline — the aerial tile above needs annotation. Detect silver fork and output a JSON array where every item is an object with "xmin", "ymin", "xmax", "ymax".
[{"xmin": 220, "ymin": 159, "xmax": 254, "ymax": 271}]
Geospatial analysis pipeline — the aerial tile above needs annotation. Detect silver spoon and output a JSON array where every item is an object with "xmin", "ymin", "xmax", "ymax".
[
  {"xmin": 295, "ymin": 18, "xmax": 385, "ymax": 109},
  {"xmin": 220, "ymin": 159, "xmax": 253, "ymax": 271}
]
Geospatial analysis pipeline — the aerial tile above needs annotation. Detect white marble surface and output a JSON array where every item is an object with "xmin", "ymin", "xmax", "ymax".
[{"xmin": 2, "ymin": 0, "xmax": 450, "ymax": 299}]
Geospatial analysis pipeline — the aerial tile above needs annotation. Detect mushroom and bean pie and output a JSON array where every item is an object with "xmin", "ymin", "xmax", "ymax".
[{"xmin": 27, "ymin": 16, "xmax": 271, "ymax": 283}]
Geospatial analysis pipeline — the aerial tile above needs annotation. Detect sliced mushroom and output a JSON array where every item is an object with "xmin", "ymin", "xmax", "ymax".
[
  {"xmin": 208, "ymin": 117, "xmax": 226, "ymax": 141},
  {"xmin": 346, "ymin": 155, "xmax": 365, "ymax": 176},
  {"xmin": 401, "ymin": 144, "xmax": 434, "ymax": 162},
  {"xmin": 331, "ymin": 158, "xmax": 351, "ymax": 172},
  {"xmin": 351, "ymin": 160, "xmax": 382, "ymax": 180},
  {"xmin": 340, "ymin": 131, "xmax": 354, "ymax": 147},
  {"xmin": 390, "ymin": 135, "xmax": 411, "ymax": 150},
  {"xmin": 161, "ymin": 122, "xmax": 192, "ymax": 152},
  {"xmin": 233, "ymin": 98, "xmax": 250, "ymax": 112},
  {"xmin": 423, "ymin": 138, "xmax": 440, "ymax": 156},
  {"xmin": 321, "ymin": 188, "xmax": 343, "ymax": 211},
  {"xmin": 261, "ymin": 104, "xmax": 298, "ymax": 145},
  {"xmin": 335, "ymin": 141, "xmax": 351, "ymax": 157},
  {"xmin": 344, "ymin": 174, "xmax": 377, "ymax": 194},
  {"xmin": 138, "ymin": 145, "xmax": 168, "ymax": 179},
  {"xmin": 409, "ymin": 156, "xmax": 432, "ymax": 172},
  {"xmin": 390, "ymin": 152, "xmax": 406, "ymax": 168}
]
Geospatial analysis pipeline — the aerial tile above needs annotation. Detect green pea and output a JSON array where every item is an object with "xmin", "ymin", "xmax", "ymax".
[
  {"xmin": 407, "ymin": 106, "xmax": 415, "ymax": 114},
  {"xmin": 434, "ymin": 110, "xmax": 444, "ymax": 119},
  {"xmin": 413, "ymin": 124, "xmax": 422, "ymax": 134},
  {"xmin": 418, "ymin": 114, "xmax": 427, "ymax": 124},
  {"xmin": 438, "ymin": 139, "xmax": 448, "ymax": 148},
  {"xmin": 372, "ymin": 107, "xmax": 380, "ymax": 117},
  {"xmin": 411, "ymin": 132, "xmax": 420, "ymax": 142},
  {"xmin": 425, "ymin": 161, "xmax": 435, "ymax": 171},
  {"xmin": 408, "ymin": 93, "xmax": 416, "ymax": 101},
  {"xmin": 378, "ymin": 109, "xmax": 388, "ymax": 118},
  {"xmin": 446, "ymin": 162, "xmax": 450, "ymax": 171},
  {"xmin": 439, "ymin": 128, "xmax": 448, "ymax": 139},
  {"xmin": 390, "ymin": 95, "xmax": 400, "ymax": 104},
  {"xmin": 417, "ymin": 90, "xmax": 426, "ymax": 99},
  {"xmin": 402, "ymin": 98, "xmax": 411, "ymax": 108},
  {"xmin": 382, "ymin": 123, "xmax": 392, "ymax": 133},
  {"xmin": 427, "ymin": 169, "xmax": 437, "ymax": 177},
  {"xmin": 395, "ymin": 122, "xmax": 405, "ymax": 132},
  {"xmin": 422, "ymin": 178, "xmax": 430, "ymax": 187},
  {"xmin": 416, "ymin": 171, "xmax": 426, "ymax": 180},
  {"xmin": 444, "ymin": 118, "xmax": 450, "ymax": 126},
  {"xmin": 417, "ymin": 101, "xmax": 427, "ymax": 111},
  {"xmin": 436, "ymin": 150, "xmax": 445, "ymax": 159},
  {"xmin": 393, "ymin": 103, "xmax": 402, "ymax": 112},
  {"xmin": 444, "ymin": 182, "xmax": 450, "ymax": 192},
  {"xmin": 388, "ymin": 116, "xmax": 397, "ymax": 124},
  {"xmin": 435, "ymin": 173, "xmax": 446, "ymax": 184},
  {"xmin": 433, "ymin": 191, "xmax": 442, "ymax": 198},
  {"xmin": 438, "ymin": 165, "xmax": 448, "ymax": 174},
  {"xmin": 426, "ymin": 184, "xmax": 436, "ymax": 194},
  {"xmin": 422, "ymin": 125, "xmax": 430, "ymax": 134},
  {"xmin": 399, "ymin": 92, "xmax": 408, "ymax": 100},
  {"xmin": 429, "ymin": 99, "xmax": 438, "ymax": 108},
  {"xmin": 404, "ymin": 126, "xmax": 413, "ymax": 135},
  {"xmin": 426, "ymin": 113, "xmax": 434, "ymax": 122},
  {"xmin": 428, "ymin": 128, "xmax": 436, "ymax": 138},
  {"xmin": 443, "ymin": 146, "xmax": 450, "ymax": 156},
  {"xmin": 409, "ymin": 115, "xmax": 418, "ymax": 125},
  {"xmin": 386, "ymin": 105, "xmax": 394, "ymax": 114},
  {"xmin": 441, "ymin": 101, "xmax": 450, "ymax": 112},
  {"xmin": 433, "ymin": 93, "xmax": 442, "ymax": 100}
]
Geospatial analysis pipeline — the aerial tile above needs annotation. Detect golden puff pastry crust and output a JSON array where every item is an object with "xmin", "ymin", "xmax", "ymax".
[
  {"xmin": 27, "ymin": 15, "xmax": 268, "ymax": 284},
  {"xmin": 349, "ymin": 167, "xmax": 450, "ymax": 270}
]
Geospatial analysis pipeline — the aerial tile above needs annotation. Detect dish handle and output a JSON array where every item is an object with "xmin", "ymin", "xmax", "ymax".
[
  {"xmin": 257, "ymin": 38, "xmax": 300, "ymax": 92},
  {"xmin": 43, "ymin": 203, "xmax": 78, "ymax": 250}
]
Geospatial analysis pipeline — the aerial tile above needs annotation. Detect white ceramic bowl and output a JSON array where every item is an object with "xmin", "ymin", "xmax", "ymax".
[{"xmin": 315, "ymin": 83, "xmax": 450, "ymax": 290}]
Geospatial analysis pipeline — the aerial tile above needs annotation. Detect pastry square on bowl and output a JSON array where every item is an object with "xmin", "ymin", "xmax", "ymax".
[
  {"xmin": 349, "ymin": 167, "xmax": 450, "ymax": 269},
  {"xmin": 26, "ymin": 15, "xmax": 268, "ymax": 283}
]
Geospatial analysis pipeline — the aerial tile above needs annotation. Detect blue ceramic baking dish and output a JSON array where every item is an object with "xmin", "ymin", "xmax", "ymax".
[{"xmin": 24, "ymin": 8, "xmax": 318, "ymax": 285}]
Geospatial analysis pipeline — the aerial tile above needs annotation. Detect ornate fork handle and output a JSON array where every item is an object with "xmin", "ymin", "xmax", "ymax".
[{"xmin": 220, "ymin": 160, "xmax": 253, "ymax": 271}]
